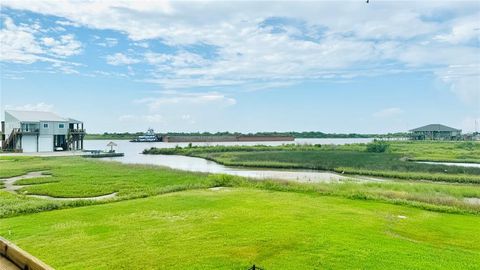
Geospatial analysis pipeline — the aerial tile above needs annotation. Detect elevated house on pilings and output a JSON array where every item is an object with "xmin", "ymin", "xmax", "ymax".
[
  {"xmin": 409, "ymin": 124, "xmax": 461, "ymax": 140},
  {"xmin": 1, "ymin": 110, "xmax": 85, "ymax": 152}
]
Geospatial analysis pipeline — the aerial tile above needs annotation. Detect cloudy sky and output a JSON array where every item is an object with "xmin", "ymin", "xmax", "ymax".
[{"xmin": 0, "ymin": 0, "xmax": 479, "ymax": 133}]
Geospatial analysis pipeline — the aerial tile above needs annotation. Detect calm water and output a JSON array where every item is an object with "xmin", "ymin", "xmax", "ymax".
[
  {"xmin": 84, "ymin": 138, "xmax": 377, "ymax": 183},
  {"xmin": 417, "ymin": 161, "xmax": 480, "ymax": 168}
]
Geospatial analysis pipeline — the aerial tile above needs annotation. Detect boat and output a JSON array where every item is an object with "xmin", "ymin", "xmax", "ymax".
[{"xmin": 130, "ymin": 128, "xmax": 161, "ymax": 142}]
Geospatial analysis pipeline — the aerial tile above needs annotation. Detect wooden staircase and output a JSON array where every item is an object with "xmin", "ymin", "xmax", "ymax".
[
  {"xmin": 2, "ymin": 128, "xmax": 21, "ymax": 151},
  {"xmin": 67, "ymin": 129, "xmax": 85, "ymax": 150}
]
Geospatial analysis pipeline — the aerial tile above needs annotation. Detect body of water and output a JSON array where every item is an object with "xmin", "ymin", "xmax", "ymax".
[
  {"xmin": 416, "ymin": 161, "xmax": 480, "ymax": 168},
  {"xmin": 84, "ymin": 138, "xmax": 378, "ymax": 183}
]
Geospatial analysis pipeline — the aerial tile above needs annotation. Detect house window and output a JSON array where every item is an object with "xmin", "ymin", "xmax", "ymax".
[
  {"xmin": 59, "ymin": 123, "xmax": 65, "ymax": 129},
  {"xmin": 43, "ymin": 123, "xmax": 49, "ymax": 128}
]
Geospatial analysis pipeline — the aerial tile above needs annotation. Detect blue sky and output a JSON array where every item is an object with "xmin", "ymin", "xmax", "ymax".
[{"xmin": 0, "ymin": 1, "xmax": 479, "ymax": 133}]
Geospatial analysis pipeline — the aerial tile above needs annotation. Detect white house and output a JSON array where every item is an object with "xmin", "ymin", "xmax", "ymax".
[{"xmin": 1, "ymin": 110, "xmax": 85, "ymax": 152}]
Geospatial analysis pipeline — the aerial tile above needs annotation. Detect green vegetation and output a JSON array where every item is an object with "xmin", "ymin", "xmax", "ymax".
[
  {"xmin": 0, "ymin": 156, "xmax": 216, "ymax": 217},
  {"xmin": 366, "ymin": 140, "xmax": 390, "ymax": 153},
  {"xmin": 144, "ymin": 141, "xmax": 480, "ymax": 184},
  {"xmin": 1, "ymin": 155, "xmax": 480, "ymax": 269},
  {"xmin": 1, "ymin": 156, "xmax": 480, "ymax": 218},
  {"xmin": 386, "ymin": 141, "xmax": 480, "ymax": 163},
  {"xmin": 1, "ymin": 188, "xmax": 479, "ymax": 269},
  {"xmin": 84, "ymin": 132, "xmax": 141, "ymax": 140}
]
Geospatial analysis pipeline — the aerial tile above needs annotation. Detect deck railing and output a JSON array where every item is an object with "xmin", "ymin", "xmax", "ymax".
[
  {"xmin": 69, "ymin": 129, "xmax": 86, "ymax": 134},
  {"xmin": 20, "ymin": 128, "xmax": 39, "ymax": 134}
]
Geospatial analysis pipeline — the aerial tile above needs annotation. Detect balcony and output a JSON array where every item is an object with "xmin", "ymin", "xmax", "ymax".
[
  {"xmin": 19, "ymin": 128, "xmax": 39, "ymax": 135},
  {"xmin": 20, "ymin": 124, "xmax": 40, "ymax": 135},
  {"xmin": 69, "ymin": 129, "xmax": 86, "ymax": 134}
]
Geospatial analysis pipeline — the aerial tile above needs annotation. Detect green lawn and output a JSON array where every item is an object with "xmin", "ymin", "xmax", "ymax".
[{"xmin": 1, "ymin": 188, "xmax": 479, "ymax": 269}]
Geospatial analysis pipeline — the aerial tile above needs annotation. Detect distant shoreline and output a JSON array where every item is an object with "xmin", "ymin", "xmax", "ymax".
[{"xmin": 84, "ymin": 132, "xmax": 407, "ymax": 141}]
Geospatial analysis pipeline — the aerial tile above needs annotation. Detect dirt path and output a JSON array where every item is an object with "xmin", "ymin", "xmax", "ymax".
[
  {"xmin": 2, "ymin": 172, "xmax": 50, "ymax": 192},
  {"xmin": 0, "ymin": 172, "xmax": 117, "ymax": 201}
]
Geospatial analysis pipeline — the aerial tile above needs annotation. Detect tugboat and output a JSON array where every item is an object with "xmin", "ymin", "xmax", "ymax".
[{"xmin": 130, "ymin": 128, "xmax": 161, "ymax": 142}]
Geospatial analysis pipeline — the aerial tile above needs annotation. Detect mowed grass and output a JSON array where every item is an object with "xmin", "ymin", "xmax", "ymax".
[{"xmin": 1, "ymin": 188, "xmax": 479, "ymax": 270}]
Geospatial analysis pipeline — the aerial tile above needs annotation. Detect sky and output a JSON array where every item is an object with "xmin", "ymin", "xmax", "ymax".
[{"xmin": 0, "ymin": 0, "xmax": 479, "ymax": 134}]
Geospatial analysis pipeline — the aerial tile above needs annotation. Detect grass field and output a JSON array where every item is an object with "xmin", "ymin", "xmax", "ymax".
[
  {"xmin": 1, "ymin": 188, "xmax": 479, "ymax": 269},
  {"xmin": 1, "ymin": 151, "xmax": 480, "ymax": 269}
]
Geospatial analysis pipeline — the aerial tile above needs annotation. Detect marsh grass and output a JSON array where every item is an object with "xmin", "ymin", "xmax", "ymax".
[
  {"xmin": 1, "ymin": 156, "xmax": 480, "ymax": 217},
  {"xmin": 146, "ymin": 146, "xmax": 480, "ymax": 183}
]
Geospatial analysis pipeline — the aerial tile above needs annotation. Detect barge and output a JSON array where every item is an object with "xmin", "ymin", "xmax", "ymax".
[{"xmin": 130, "ymin": 129, "xmax": 161, "ymax": 142}]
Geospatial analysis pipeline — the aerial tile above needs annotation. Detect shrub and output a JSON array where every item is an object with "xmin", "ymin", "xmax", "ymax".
[{"xmin": 366, "ymin": 140, "xmax": 390, "ymax": 153}]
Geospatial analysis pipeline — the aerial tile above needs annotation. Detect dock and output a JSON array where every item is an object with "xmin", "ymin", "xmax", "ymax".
[{"xmin": 82, "ymin": 150, "xmax": 124, "ymax": 158}]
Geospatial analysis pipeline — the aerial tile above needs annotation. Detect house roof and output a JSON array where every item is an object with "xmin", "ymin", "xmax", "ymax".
[
  {"xmin": 410, "ymin": 124, "xmax": 461, "ymax": 132},
  {"xmin": 6, "ymin": 110, "xmax": 68, "ymax": 122},
  {"xmin": 67, "ymin": 118, "xmax": 83, "ymax": 124}
]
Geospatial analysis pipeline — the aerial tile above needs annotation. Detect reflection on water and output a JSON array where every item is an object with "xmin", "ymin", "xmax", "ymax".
[
  {"xmin": 417, "ymin": 161, "xmax": 480, "ymax": 168},
  {"xmin": 84, "ymin": 138, "xmax": 375, "ymax": 183}
]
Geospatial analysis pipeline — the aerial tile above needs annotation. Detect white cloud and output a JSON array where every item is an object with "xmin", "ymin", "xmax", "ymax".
[
  {"xmin": 1, "ymin": 1, "xmax": 479, "ymax": 104},
  {"xmin": 436, "ymin": 64, "xmax": 480, "ymax": 105},
  {"xmin": 5, "ymin": 102, "xmax": 54, "ymax": 112},
  {"xmin": 135, "ymin": 91, "xmax": 237, "ymax": 111},
  {"xmin": 435, "ymin": 15, "xmax": 480, "ymax": 44},
  {"xmin": 41, "ymin": 34, "xmax": 82, "ymax": 57},
  {"xmin": 0, "ymin": 17, "xmax": 43, "ymax": 63},
  {"xmin": 55, "ymin": 20, "xmax": 81, "ymax": 27},
  {"xmin": 133, "ymin": 42, "xmax": 149, "ymax": 48},
  {"xmin": 0, "ymin": 16, "xmax": 82, "ymax": 75},
  {"xmin": 144, "ymin": 52, "xmax": 171, "ymax": 65},
  {"xmin": 97, "ymin": 37, "xmax": 118, "ymax": 47},
  {"xmin": 373, "ymin": 107, "xmax": 404, "ymax": 118},
  {"xmin": 106, "ymin": 53, "xmax": 140, "ymax": 65},
  {"xmin": 145, "ymin": 51, "xmax": 209, "ymax": 67}
]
